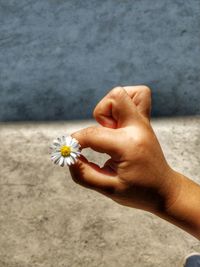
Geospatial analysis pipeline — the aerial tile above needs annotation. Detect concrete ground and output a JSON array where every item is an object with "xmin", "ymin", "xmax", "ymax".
[{"xmin": 0, "ymin": 117, "xmax": 200, "ymax": 267}]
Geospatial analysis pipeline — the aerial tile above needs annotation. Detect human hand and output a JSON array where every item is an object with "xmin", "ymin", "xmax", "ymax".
[{"xmin": 69, "ymin": 86, "xmax": 179, "ymax": 214}]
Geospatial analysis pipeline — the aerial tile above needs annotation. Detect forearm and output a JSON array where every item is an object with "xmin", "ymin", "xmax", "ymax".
[{"xmin": 156, "ymin": 170, "xmax": 200, "ymax": 239}]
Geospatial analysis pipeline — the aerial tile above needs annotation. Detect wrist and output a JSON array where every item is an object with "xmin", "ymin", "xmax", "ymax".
[
  {"xmin": 162, "ymin": 169, "xmax": 184, "ymax": 212},
  {"xmin": 151, "ymin": 167, "xmax": 183, "ymax": 215},
  {"xmin": 155, "ymin": 169, "xmax": 200, "ymax": 239}
]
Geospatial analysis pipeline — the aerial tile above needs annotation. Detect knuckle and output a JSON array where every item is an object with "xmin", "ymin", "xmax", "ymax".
[
  {"xmin": 93, "ymin": 104, "xmax": 99, "ymax": 119},
  {"xmin": 134, "ymin": 137, "xmax": 149, "ymax": 159},
  {"xmin": 136, "ymin": 137, "xmax": 147, "ymax": 149},
  {"xmin": 132, "ymin": 131, "xmax": 148, "ymax": 148},
  {"xmin": 126, "ymin": 134, "xmax": 148, "ymax": 157},
  {"xmin": 110, "ymin": 86, "xmax": 125, "ymax": 99},
  {"xmin": 72, "ymin": 126, "xmax": 99, "ymax": 139},
  {"xmin": 84, "ymin": 126, "xmax": 99, "ymax": 137},
  {"xmin": 140, "ymin": 85, "xmax": 151, "ymax": 96}
]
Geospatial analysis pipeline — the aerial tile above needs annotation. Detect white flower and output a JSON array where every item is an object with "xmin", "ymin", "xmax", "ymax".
[{"xmin": 50, "ymin": 135, "xmax": 81, "ymax": 167}]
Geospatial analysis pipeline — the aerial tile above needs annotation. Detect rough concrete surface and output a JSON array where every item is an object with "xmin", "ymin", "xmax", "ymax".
[
  {"xmin": 0, "ymin": 118, "xmax": 200, "ymax": 267},
  {"xmin": 1, "ymin": 0, "xmax": 200, "ymax": 121}
]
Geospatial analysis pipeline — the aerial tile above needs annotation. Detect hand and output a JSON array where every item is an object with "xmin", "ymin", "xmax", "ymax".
[{"xmin": 69, "ymin": 86, "xmax": 178, "ymax": 213}]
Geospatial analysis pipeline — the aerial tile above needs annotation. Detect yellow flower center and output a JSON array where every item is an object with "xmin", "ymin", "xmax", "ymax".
[{"xmin": 60, "ymin": 145, "xmax": 71, "ymax": 157}]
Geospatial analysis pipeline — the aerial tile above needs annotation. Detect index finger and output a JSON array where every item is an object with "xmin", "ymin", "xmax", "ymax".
[
  {"xmin": 123, "ymin": 85, "xmax": 152, "ymax": 119},
  {"xmin": 71, "ymin": 126, "xmax": 122, "ymax": 160}
]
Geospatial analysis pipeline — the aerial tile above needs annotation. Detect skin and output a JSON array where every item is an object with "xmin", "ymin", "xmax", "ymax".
[{"xmin": 69, "ymin": 86, "xmax": 200, "ymax": 240}]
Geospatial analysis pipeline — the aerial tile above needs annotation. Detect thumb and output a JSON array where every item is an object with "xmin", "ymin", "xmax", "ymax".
[
  {"xmin": 69, "ymin": 154, "xmax": 118, "ymax": 195},
  {"xmin": 93, "ymin": 87, "xmax": 140, "ymax": 128}
]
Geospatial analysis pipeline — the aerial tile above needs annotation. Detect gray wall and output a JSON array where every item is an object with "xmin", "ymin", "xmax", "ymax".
[{"xmin": 0, "ymin": 0, "xmax": 200, "ymax": 121}]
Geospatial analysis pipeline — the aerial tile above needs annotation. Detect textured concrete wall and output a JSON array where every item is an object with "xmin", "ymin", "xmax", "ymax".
[{"xmin": 0, "ymin": 0, "xmax": 200, "ymax": 121}]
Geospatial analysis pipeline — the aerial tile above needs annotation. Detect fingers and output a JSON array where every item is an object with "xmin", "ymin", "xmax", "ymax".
[
  {"xmin": 69, "ymin": 155, "xmax": 118, "ymax": 195},
  {"xmin": 93, "ymin": 87, "xmax": 140, "ymax": 128},
  {"xmin": 103, "ymin": 158, "xmax": 118, "ymax": 172},
  {"xmin": 71, "ymin": 125, "xmax": 121, "ymax": 158},
  {"xmin": 93, "ymin": 86, "xmax": 152, "ymax": 128},
  {"xmin": 123, "ymin": 85, "xmax": 152, "ymax": 120}
]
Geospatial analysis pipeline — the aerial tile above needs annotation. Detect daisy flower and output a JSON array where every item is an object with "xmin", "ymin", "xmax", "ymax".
[{"xmin": 50, "ymin": 135, "xmax": 81, "ymax": 167}]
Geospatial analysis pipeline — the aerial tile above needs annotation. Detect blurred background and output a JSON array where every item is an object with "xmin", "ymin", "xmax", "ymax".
[{"xmin": 0, "ymin": 1, "xmax": 200, "ymax": 267}]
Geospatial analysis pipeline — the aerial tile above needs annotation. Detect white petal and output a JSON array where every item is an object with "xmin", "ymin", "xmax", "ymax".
[
  {"xmin": 54, "ymin": 155, "xmax": 61, "ymax": 165},
  {"xmin": 53, "ymin": 139, "xmax": 61, "ymax": 145},
  {"xmin": 61, "ymin": 136, "xmax": 66, "ymax": 143},
  {"xmin": 65, "ymin": 136, "xmax": 72, "ymax": 146},
  {"xmin": 71, "ymin": 138, "xmax": 78, "ymax": 145},
  {"xmin": 57, "ymin": 137, "xmax": 63, "ymax": 144},
  {"xmin": 66, "ymin": 157, "xmax": 71, "ymax": 165},
  {"xmin": 70, "ymin": 152, "xmax": 78, "ymax": 158},
  {"xmin": 51, "ymin": 147, "xmax": 60, "ymax": 154},
  {"xmin": 50, "ymin": 144, "xmax": 56, "ymax": 150},
  {"xmin": 72, "ymin": 155, "xmax": 78, "ymax": 163},
  {"xmin": 69, "ymin": 156, "xmax": 76, "ymax": 164},
  {"xmin": 51, "ymin": 154, "xmax": 61, "ymax": 161},
  {"xmin": 74, "ymin": 157, "xmax": 78, "ymax": 163},
  {"xmin": 70, "ymin": 148, "xmax": 77, "ymax": 153},
  {"xmin": 70, "ymin": 150, "xmax": 75, "ymax": 155},
  {"xmin": 74, "ymin": 151, "xmax": 81, "ymax": 157},
  {"xmin": 64, "ymin": 158, "xmax": 68, "ymax": 166},
  {"xmin": 51, "ymin": 151, "xmax": 61, "ymax": 157},
  {"xmin": 53, "ymin": 140, "xmax": 60, "ymax": 146},
  {"xmin": 59, "ymin": 157, "xmax": 64, "ymax": 166},
  {"xmin": 71, "ymin": 143, "xmax": 79, "ymax": 149},
  {"xmin": 51, "ymin": 145, "xmax": 60, "ymax": 152},
  {"xmin": 69, "ymin": 138, "xmax": 74, "ymax": 146}
]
